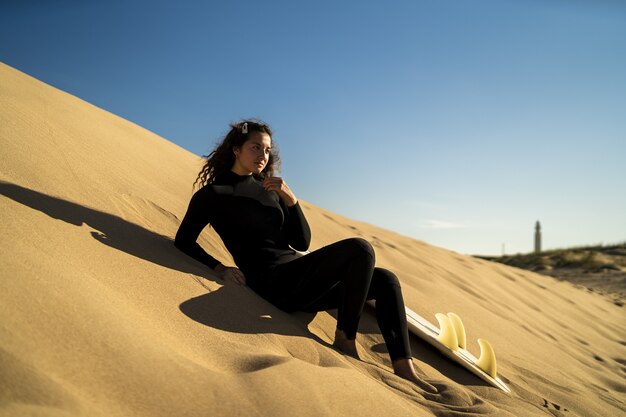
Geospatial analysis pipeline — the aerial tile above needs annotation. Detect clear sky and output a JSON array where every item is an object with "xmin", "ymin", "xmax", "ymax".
[{"xmin": 2, "ymin": 0, "xmax": 625, "ymax": 255}]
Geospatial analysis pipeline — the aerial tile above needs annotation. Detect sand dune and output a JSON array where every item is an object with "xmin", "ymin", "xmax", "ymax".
[{"xmin": 1, "ymin": 62, "xmax": 624, "ymax": 417}]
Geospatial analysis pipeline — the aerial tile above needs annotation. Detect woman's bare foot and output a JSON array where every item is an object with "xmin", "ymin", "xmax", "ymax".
[
  {"xmin": 332, "ymin": 328, "xmax": 360, "ymax": 359},
  {"xmin": 393, "ymin": 358, "xmax": 437, "ymax": 393}
]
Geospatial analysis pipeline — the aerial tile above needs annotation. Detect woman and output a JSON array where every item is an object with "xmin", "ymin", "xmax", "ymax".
[{"xmin": 175, "ymin": 120, "xmax": 433, "ymax": 389}]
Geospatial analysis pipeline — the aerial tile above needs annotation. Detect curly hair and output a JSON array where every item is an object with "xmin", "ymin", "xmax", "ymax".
[{"xmin": 194, "ymin": 119, "xmax": 279, "ymax": 188}]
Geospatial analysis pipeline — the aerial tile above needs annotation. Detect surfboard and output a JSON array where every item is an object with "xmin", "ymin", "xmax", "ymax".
[{"xmin": 403, "ymin": 306, "xmax": 511, "ymax": 393}]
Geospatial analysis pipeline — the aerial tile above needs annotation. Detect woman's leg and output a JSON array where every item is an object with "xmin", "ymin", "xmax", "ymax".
[
  {"xmin": 264, "ymin": 238, "xmax": 375, "ymax": 340},
  {"xmin": 304, "ymin": 266, "xmax": 435, "ymax": 390},
  {"xmin": 368, "ymin": 270, "xmax": 437, "ymax": 390},
  {"xmin": 265, "ymin": 239, "xmax": 435, "ymax": 390},
  {"xmin": 304, "ymin": 267, "xmax": 412, "ymax": 361},
  {"xmin": 266, "ymin": 239, "xmax": 412, "ymax": 361},
  {"xmin": 368, "ymin": 268, "xmax": 412, "ymax": 361}
]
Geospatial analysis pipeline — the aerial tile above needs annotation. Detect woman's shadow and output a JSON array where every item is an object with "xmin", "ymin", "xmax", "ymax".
[
  {"xmin": 0, "ymin": 180, "xmax": 325, "ymax": 344},
  {"xmin": 0, "ymin": 180, "xmax": 209, "ymax": 277},
  {"xmin": 180, "ymin": 283, "xmax": 327, "ymax": 344}
]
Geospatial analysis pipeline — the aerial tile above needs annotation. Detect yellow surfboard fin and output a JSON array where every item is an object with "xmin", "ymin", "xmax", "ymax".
[
  {"xmin": 435, "ymin": 313, "xmax": 459, "ymax": 351},
  {"xmin": 447, "ymin": 312, "xmax": 467, "ymax": 350},
  {"xmin": 476, "ymin": 338, "xmax": 497, "ymax": 378}
]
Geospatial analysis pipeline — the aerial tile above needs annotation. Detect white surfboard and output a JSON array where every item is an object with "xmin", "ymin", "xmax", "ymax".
[{"xmin": 403, "ymin": 306, "xmax": 511, "ymax": 393}]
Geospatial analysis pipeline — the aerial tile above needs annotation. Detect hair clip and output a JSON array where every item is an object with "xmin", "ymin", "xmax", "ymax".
[{"xmin": 241, "ymin": 122, "xmax": 248, "ymax": 134}]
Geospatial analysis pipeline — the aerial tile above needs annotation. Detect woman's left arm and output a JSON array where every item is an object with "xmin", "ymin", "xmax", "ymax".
[
  {"xmin": 263, "ymin": 177, "xmax": 311, "ymax": 251},
  {"xmin": 282, "ymin": 200, "xmax": 311, "ymax": 251}
]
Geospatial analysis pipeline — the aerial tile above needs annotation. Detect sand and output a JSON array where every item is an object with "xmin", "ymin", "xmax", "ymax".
[{"xmin": 1, "ymin": 61, "xmax": 624, "ymax": 417}]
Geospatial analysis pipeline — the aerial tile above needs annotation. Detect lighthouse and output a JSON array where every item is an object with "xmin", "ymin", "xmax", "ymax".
[{"xmin": 534, "ymin": 221, "xmax": 542, "ymax": 253}]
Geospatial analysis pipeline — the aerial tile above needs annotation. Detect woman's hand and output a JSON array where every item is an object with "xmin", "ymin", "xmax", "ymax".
[
  {"xmin": 263, "ymin": 177, "xmax": 298, "ymax": 207},
  {"xmin": 215, "ymin": 264, "xmax": 246, "ymax": 286}
]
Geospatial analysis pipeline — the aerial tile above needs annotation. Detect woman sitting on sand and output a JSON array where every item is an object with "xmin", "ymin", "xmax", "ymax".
[{"xmin": 175, "ymin": 120, "xmax": 432, "ymax": 389}]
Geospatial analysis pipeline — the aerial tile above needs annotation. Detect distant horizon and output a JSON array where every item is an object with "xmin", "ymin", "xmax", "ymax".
[
  {"xmin": 473, "ymin": 238, "xmax": 626, "ymax": 258},
  {"xmin": 2, "ymin": 0, "xmax": 625, "ymax": 255}
]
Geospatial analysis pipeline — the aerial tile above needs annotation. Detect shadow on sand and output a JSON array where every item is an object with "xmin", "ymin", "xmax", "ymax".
[
  {"xmin": 179, "ymin": 286, "xmax": 325, "ymax": 343},
  {"xmin": 1, "ymin": 180, "xmax": 491, "ymax": 389},
  {"xmin": 0, "ymin": 180, "xmax": 324, "ymax": 342},
  {"xmin": 0, "ymin": 180, "xmax": 210, "ymax": 278}
]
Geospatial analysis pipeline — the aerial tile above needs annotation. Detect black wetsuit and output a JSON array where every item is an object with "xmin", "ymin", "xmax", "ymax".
[{"xmin": 175, "ymin": 171, "xmax": 411, "ymax": 360}]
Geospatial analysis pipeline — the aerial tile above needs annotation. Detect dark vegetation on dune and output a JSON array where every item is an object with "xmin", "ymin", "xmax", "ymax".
[{"xmin": 477, "ymin": 243, "xmax": 626, "ymax": 307}]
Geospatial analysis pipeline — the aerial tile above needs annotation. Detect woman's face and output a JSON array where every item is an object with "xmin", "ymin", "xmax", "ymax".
[{"xmin": 232, "ymin": 132, "xmax": 272, "ymax": 176}]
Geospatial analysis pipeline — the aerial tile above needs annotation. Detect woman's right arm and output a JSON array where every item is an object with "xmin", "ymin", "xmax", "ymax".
[
  {"xmin": 174, "ymin": 187, "xmax": 221, "ymax": 270},
  {"xmin": 174, "ymin": 186, "xmax": 247, "ymax": 286}
]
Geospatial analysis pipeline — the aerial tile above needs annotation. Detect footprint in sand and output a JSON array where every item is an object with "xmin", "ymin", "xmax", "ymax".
[{"xmin": 542, "ymin": 398, "xmax": 569, "ymax": 415}]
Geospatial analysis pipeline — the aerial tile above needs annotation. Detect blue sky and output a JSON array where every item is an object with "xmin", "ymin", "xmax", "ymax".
[{"xmin": 2, "ymin": 0, "xmax": 625, "ymax": 255}]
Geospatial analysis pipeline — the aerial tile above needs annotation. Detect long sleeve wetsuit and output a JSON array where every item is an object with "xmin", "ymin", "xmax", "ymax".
[{"xmin": 175, "ymin": 171, "xmax": 411, "ymax": 360}]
